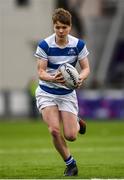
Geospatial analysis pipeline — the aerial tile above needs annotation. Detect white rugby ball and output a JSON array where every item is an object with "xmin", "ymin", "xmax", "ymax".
[{"xmin": 58, "ymin": 63, "xmax": 79, "ymax": 89}]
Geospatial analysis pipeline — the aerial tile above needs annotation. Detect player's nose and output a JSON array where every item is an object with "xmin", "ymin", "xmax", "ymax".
[{"xmin": 59, "ymin": 28, "xmax": 63, "ymax": 33}]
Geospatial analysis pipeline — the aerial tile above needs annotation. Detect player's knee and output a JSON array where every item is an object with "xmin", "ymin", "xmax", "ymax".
[
  {"xmin": 49, "ymin": 127, "xmax": 60, "ymax": 138},
  {"xmin": 64, "ymin": 133, "xmax": 77, "ymax": 141}
]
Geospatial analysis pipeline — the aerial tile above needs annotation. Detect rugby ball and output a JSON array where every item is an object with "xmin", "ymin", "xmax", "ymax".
[{"xmin": 58, "ymin": 63, "xmax": 79, "ymax": 89}]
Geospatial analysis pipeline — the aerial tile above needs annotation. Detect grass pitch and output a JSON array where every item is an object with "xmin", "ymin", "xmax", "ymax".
[{"xmin": 0, "ymin": 119, "xmax": 124, "ymax": 179}]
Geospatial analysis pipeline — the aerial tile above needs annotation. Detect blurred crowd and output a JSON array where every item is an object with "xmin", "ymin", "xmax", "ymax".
[{"xmin": 0, "ymin": 0, "xmax": 124, "ymax": 119}]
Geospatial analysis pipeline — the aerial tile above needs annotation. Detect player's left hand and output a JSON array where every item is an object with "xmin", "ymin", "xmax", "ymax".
[{"xmin": 77, "ymin": 76, "xmax": 84, "ymax": 88}]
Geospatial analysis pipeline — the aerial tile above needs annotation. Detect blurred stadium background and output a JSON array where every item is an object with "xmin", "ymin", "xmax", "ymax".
[
  {"xmin": 0, "ymin": 0, "xmax": 124, "ymax": 120},
  {"xmin": 0, "ymin": 0, "xmax": 124, "ymax": 178}
]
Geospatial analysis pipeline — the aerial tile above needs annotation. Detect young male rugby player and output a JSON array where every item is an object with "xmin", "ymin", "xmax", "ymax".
[{"xmin": 34, "ymin": 8, "xmax": 90, "ymax": 176}]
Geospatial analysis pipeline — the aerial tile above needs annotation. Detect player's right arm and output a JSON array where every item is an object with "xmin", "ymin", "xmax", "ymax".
[
  {"xmin": 37, "ymin": 58, "xmax": 54, "ymax": 82},
  {"xmin": 37, "ymin": 58, "xmax": 65, "ymax": 83}
]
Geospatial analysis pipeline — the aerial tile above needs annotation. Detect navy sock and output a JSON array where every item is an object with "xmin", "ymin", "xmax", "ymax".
[{"xmin": 64, "ymin": 155, "xmax": 76, "ymax": 166}]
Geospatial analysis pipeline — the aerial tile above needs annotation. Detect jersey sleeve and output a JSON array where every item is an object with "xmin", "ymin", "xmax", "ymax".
[
  {"xmin": 77, "ymin": 39, "xmax": 89, "ymax": 60},
  {"xmin": 34, "ymin": 40, "xmax": 49, "ymax": 60}
]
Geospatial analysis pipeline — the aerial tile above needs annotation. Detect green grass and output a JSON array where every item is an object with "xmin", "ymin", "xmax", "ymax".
[{"xmin": 0, "ymin": 119, "xmax": 124, "ymax": 179}]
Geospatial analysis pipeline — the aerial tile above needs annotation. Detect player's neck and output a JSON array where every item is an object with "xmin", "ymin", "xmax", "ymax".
[{"xmin": 55, "ymin": 36, "xmax": 68, "ymax": 47}]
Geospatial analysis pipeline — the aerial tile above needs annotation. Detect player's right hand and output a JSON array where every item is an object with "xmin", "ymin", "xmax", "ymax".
[{"xmin": 54, "ymin": 71, "xmax": 65, "ymax": 83}]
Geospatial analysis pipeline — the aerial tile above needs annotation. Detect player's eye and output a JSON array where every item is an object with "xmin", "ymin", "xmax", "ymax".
[
  {"xmin": 56, "ymin": 26, "xmax": 60, "ymax": 29},
  {"xmin": 62, "ymin": 26, "xmax": 67, "ymax": 29},
  {"xmin": 55, "ymin": 26, "xmax": 67, "ymax": 30}
]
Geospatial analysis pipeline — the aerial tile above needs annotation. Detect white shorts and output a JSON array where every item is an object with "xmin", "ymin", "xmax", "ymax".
[{"xmin": 35, "ymin": 86, "xmax": 79, "ymax": 115}]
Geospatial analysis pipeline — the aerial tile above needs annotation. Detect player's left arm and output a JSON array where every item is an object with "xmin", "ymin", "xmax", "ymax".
[{"xmin": 78, "ymin": 57, "xmax": 90, "ymax": 87}]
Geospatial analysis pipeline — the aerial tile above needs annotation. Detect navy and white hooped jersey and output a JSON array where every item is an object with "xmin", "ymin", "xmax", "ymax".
[{"xmin": 34, "ymin": 33, "xmax": 89, "ymax": 95}]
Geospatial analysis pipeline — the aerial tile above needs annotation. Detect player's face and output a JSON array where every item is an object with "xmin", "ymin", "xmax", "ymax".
[{"xmin": 54, "ymin": 21, "xmax": 71, "ymax": 40}]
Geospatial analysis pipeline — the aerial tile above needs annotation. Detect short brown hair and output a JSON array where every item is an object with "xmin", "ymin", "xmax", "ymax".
[{"xmin": 52, "ymin": 8, "xmax": 72, "ymax": 26}]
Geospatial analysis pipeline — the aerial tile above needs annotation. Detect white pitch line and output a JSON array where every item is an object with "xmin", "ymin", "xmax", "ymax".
[
  {"xmin": 0, "ymin": 147, "xmax": 124, "ymax": 154},
  {"xmin": 91, "ymin": 179, "xmax": 124, "ymax": 180}
]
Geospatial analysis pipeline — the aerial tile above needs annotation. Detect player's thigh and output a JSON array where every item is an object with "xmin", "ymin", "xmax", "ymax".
[
  {"xmin": 36, "ymin": 87, "xmax": 61, "ymax": 131},
  {"xmin": 41, "ymin": 106, "xmax": 61, "ymax": 133},
  {"xmin": 60, "ymin": 111, "xmax": 78, "ymax": 138},
  {"xmin": 58, "ymin": 91, "xmax": 78, "ymax": 117}
]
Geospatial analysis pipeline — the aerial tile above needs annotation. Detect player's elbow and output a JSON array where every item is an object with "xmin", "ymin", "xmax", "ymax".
[{"xmin": 38, "ymin": 70, "xmax": 45, "ymax": 81}]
